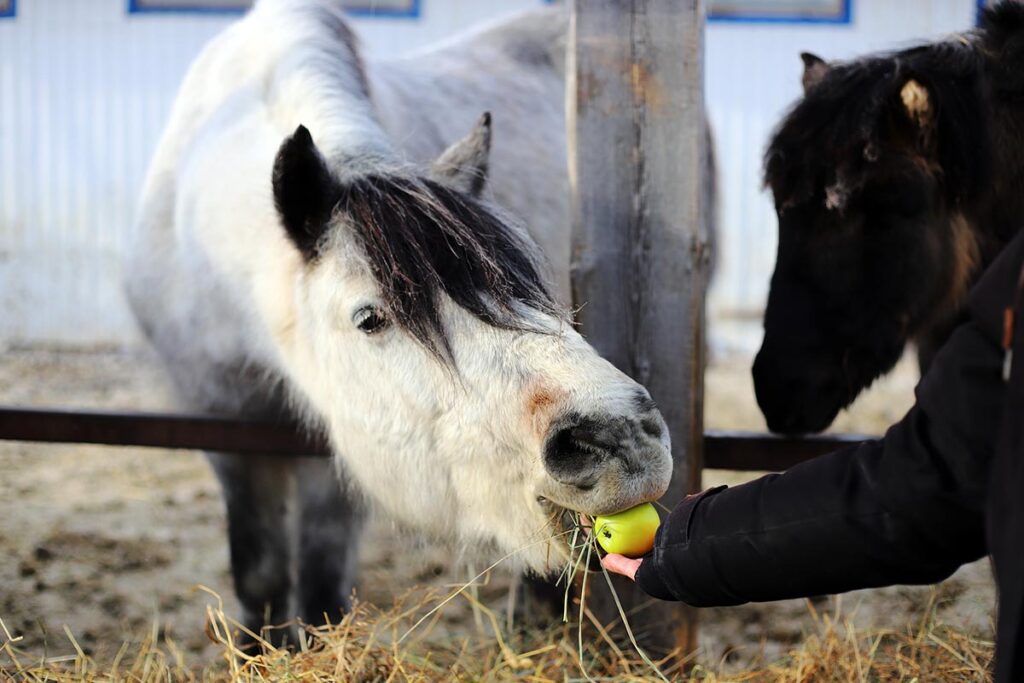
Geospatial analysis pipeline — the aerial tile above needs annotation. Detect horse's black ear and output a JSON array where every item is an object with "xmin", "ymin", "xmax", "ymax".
[
  {"xmin": 800, "ymin": 52, "xmax": 830, "ymax": 92},
  {"xmin": 429, "ymin": 112, "xmax": 492, "ymax": 197},
  {"xmin": 898, "ymin": 78, "xmax": 933, "ymax": 131},
  {"xmin": 272, "ymin": 125, "xmax": 341, "ymax": 260}
]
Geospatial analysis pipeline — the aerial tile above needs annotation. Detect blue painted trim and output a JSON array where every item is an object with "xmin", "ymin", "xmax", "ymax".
[
  {"xmin": 0, "ymin": 0, "xmax": 16, "ymax": 19},
  {"xmin": 708, "ymin": 0, "xmax": 851, "ymax": 25},
  {"xmin": 128, "ymin": 0, "xmax": 245, "ymax": 14},
  {"xmin": 127, "ymin": 0, "xmax": 420, "ymax": 18},
  {"xmin": 345, "ymin": 0, "xmax": 420, "ymax": 19}
]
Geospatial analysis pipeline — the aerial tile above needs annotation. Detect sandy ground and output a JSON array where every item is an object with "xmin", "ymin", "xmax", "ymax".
[{"xmin": 0, "ymin": 338, "xmax": 995, "ymax": 670}]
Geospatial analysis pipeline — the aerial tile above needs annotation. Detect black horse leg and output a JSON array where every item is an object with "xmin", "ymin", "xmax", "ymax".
[
  {"xmin": 517, "ymin": 573, "xmax": 564, "ymax": 627},
  {"xmin": 207, "ymin": 452, "xmax": 297, "ymax": 650},
  {"xmin": 295, "ymin": 457, "xmax": 366, "ymax": 626}
]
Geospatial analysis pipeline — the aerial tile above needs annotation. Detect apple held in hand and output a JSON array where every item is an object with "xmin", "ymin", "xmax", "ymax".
[{"xmin": 593, "ymin": 502, "xmax": 661, "ymax": 558}]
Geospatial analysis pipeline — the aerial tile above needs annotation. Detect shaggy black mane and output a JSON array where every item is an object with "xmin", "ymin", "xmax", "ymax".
[
  {"xmin": 336, "ymin": 175, "xmax": 558, "ymax": 359},
  {"xmin": 982, "ymin": 0, "xmax": 1024, "ymax": 94},
  {"xmin": 764, "ymin": 27, "xmax": 995, "ymax": 211}
]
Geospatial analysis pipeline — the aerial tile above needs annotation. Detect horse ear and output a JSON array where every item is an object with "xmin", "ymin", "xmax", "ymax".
[
  {"xmin": 272, "ymin": 125, "xmax": 341, "ymax": 260},
  {"xmin": 800, "ymin": 52, "xmax": 830, "ymax": 92},
  {"xmin": 430, "ymin": 112, "xmax": 492, "ymax": 197},
  {"xmin": 899, "ymin": 78, "xmax": 933, "ymax": 129}
]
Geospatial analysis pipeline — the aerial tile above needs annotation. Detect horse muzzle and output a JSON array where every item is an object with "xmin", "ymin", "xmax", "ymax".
[
  {"xmin": 752, "ymin": 345, "xmax": 847, "ymax": 435},
  {"xmin": 537, "ymin": 403, "xmax": 673, "ymax": 516}
]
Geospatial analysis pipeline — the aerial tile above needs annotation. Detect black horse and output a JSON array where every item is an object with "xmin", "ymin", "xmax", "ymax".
[{"xmin": 754, "ymin": 0, "xmax": 1024, "ymax": 435}]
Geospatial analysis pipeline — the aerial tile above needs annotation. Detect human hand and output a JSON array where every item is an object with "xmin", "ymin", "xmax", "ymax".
[{"xmin": 600, "ymin": 553, "xmax": 642, "ymax": 581}]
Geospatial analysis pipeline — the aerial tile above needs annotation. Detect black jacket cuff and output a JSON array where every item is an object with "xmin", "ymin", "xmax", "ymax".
[{"xmin": 635, "ymin": 486, "xmax": 728, "ymax": 602}]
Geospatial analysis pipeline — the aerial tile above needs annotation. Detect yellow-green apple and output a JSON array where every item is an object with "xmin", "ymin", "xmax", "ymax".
[{"xmin": 593, "ymin": 503, "xmax": 660, "ymax": 557}]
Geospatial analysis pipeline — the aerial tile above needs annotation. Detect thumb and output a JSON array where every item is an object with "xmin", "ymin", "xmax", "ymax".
[{"xmin": 600, "ymin": 553, "xmax": 642, "ymax": 581}]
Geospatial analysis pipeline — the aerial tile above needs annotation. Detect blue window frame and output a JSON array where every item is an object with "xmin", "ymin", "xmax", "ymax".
[
  {"xmin": 0, "ymin": 0, "xmax": 15, "ymax": 19},
  {"xmin": 128, "ymin": 0, "xmax": 248, "ymax": 14},
  {"xmin": 708, "ymin": 0, "xmax": 851, "ymax": 25},
  {"xmin": 346, "ymin": 0, "xmax": 420, "ymax": 18},
  {"xmin": 127, "ymin": 0, "xmax": 420, "ymax": 18}
]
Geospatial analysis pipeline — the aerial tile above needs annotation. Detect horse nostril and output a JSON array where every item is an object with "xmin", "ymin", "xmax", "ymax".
[
  {"xmin": 543, "ymin": 416, "xmax": 611, "ymax": 488},
  {"xmin": 640, "ymin": 415, "xmax": 664, "ymax": 439},
  {"xmin": 631, "ymin": 390, "xmax": 665, "ymax": 439}
]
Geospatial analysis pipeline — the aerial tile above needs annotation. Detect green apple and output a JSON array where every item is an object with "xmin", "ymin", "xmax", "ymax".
[{"xmin": 593, "ymin": 502, "xmax": 661, "ymax": 557}]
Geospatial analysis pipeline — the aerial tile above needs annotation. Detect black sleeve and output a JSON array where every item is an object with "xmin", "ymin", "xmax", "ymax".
[{"xmin": 636, "ymin": 237, "xmax": 1023, "ymax": 606}]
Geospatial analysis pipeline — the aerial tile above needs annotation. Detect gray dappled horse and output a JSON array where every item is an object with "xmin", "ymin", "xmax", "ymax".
[{"xmin": 126, "ymin": 0, "xmax": 689, "ymax": 640}]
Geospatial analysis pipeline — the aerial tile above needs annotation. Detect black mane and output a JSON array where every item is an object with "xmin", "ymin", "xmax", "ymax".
[
  {"xmin": 982, "ymin": 0, "xmax": 1024, "ymax": 94},
  {"xmin": 336, "ymin": 175, "xmax": 559, "ymax": 359},
  {"xmin": 764, "ymin": 28, "xmax": 994, "ymax": 210}
]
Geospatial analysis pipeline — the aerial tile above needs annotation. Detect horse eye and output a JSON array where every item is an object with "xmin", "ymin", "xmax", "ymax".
[{"xmin": 353, "ymin": 306, "xmax": 389, "ymax": 335}]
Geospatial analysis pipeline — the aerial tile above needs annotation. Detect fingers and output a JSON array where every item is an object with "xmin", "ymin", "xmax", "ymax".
[{"xmin": 600, "ymin": 553, "xmax": 642, "ymax": 581}]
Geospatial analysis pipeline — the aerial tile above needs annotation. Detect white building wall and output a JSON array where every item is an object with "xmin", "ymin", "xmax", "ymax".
[{"xmin": 0, "ymin": 0, "xmax": 981, "ymax": 346}]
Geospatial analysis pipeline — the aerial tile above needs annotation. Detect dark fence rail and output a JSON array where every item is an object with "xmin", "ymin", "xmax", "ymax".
[
  {"xmin": 0, "ymin": 407, "xmax": 329, "ymax": 456},
  {"xmin": 704, "ymin": 430, "xmax": 871, "ymax": 471},
  {"xmin": 0, "ymin": 407, "xmax": 872, "ymax": 471}
]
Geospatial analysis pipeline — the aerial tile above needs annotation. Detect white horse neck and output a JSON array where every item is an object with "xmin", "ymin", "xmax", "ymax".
[{"xmin": 250, "ymin": 0, "xmax": 396, "ymax": 165}]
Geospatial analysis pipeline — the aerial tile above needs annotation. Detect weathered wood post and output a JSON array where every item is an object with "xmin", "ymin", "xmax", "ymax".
[{"xmin": 568, "ymin": 0, "xmax": 708, "ymax": 655}]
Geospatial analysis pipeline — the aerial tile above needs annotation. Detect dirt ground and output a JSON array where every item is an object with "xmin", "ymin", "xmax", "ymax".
[{"xmin": 0, "ymin": 338, "xmax": 995, "ymax": 671}]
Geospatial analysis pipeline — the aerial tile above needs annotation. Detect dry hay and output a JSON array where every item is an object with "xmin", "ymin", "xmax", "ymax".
[{"xmin": 0, "ymin": 580, "xmax": 993, "ymax": 682}]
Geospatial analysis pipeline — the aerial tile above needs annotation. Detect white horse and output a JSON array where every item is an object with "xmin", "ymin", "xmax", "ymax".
[{"xmin": 126, "ymin": 0, "xmax": 676, "ymax": 638}]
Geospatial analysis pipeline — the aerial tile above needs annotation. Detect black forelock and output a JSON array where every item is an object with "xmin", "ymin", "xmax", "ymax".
[
  {"xmin": 335, "ymin": 174, "xmax": 559, "ymax": 360},
  {"xmin": 764, "ymin": 38, "xmax": 992, "ymax": 211}
]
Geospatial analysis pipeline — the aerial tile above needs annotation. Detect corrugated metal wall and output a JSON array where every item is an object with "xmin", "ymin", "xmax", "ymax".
[
  {"xmin": 0, "ymin": 0, "xmax": 979, "ymax": 346},
  {"xmin": 0, "ymin": 0, "xmax": 230, "ymax": 345}
]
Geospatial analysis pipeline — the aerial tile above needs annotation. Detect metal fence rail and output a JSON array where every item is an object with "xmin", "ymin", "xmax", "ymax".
[{"xmin": 0, "ymin": 407, "xmax": 871, "ymax": 471}]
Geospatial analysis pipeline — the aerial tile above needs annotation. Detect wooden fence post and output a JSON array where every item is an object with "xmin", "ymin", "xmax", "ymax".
[{"xmin": 568, "ymin": 0, "xmax": 707, "ymax": 656}]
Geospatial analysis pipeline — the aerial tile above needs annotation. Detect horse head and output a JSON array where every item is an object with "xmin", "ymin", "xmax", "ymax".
[
  {"xmin": 754, "ymin": 39, "xmax": 993, "ymax": 435},
  {"xmin": 270, "ymin": 116, "xmax": 672, "ymax": 572}
]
